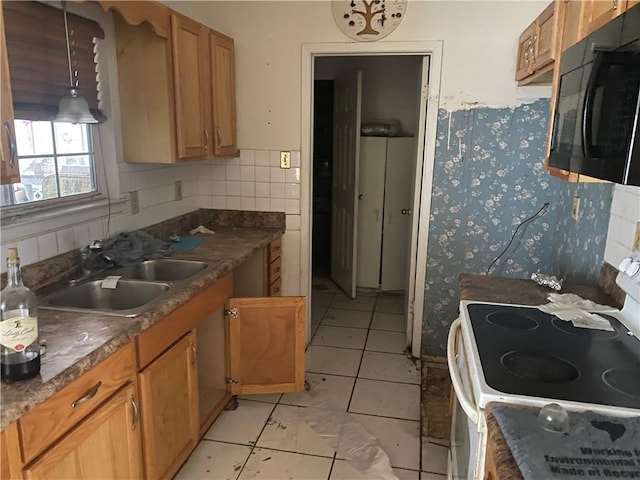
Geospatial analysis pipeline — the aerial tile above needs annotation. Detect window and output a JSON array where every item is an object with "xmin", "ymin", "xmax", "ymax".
[{"xmin": 0, "ymin": 120, "xmax": 96, "ymax": 207}]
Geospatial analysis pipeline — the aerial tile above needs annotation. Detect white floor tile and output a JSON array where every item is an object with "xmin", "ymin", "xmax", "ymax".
[
  {"xmin": 375, "ymin": 297, "xmax": 404, "ymax": 314},
  {"xmin": 358, "ymin": 352, "xmax": 421, "ymax": 385},
  {"xmin": 421, "ymin": 439, "xmax": 449, "ymax": 475},
  {"xmin": 365, "ymin": 330, "xmax": 408, "ymax": 354},
  {"xmin": 421, "ymin": 473, "xmax": 446, "ymax": 480},
  {"xmin": 281, "ymin": 372, "xmax": 355, "ymax": 410},
  {"xmin": 329, "ymin": 459, "xmax": 419, "ymax": 480},
  {"xmin": 239, "ymin": 448, "xmax": 333, "ymax": 480},
  {"xmin": 330, "ymin": 294, "xmax": 377, "ymax": 311},
  {"xmin": 238, "ymin": 393, "xmax": 282, "ymax": 404},
  {"xmin": 371, "ymin": 312, "xmax": 406, "ymax": 332},
  {"xmin": 306, "ymin": 345, "xmax": 362, "ymax": 377},
  {"xmin": 349, "ymin": 379, "xmax": 420, "ymax": 420},
  {"xmin": 175, "ymin": 440, "xmax": 251, "ymax": 480},
  {"xmin": 350, "ymin": 414, "xmax": 421, "ymax": 470},
  {"xmin": 310, "ymin": 323, "xmax": 320, "ymax": 339},
  {"xmin": 355, "ymin": 288, "xmax": 378, "ymax": 297},
  {"xmin": 312, "ymin": 277, "xmax": 340, "ymax": 294},
  {"xmin": 312, "ymin": 325, "xmax": 368, "ymax": 349},
  {"xmin": 256, "ymin": 404, "xmax": 335, "ymax": 457},
  {"xmin": 321, "ymin": 308, "xmax": 372, "ymax": 329},
  {"xmin": 312, "ymin": 292, "xmax": 335, "ymax": 308},
  {"xmin": 203, "ymin": 400, "xmax": 275, "ymax": 445},
  {"xmin": 312, "ymin": 306, "xmax": 327, "ymax": 325}
]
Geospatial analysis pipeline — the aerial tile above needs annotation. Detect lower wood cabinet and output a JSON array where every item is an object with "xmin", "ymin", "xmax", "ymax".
[
  {"xmin": 138, "ymin": 331, "xmax": 199, "ymax": 480},
  {"xmin": 22, "ymin": 383, "xmax": 143, "ymax": 480}
]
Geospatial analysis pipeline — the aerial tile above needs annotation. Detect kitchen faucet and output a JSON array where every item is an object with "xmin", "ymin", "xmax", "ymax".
[{"xmin": 68, "ymin": 239, "xmax": 115, "ymax": 286}]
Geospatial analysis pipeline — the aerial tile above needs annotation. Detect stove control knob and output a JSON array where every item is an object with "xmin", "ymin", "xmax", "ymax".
[
  {"xmin": 618, "ymin": 257, "xmax": 633, "ymax": 272},
  {"xmin": 626, "ymin": 261, "xmax": 640, "ymax": 278}
]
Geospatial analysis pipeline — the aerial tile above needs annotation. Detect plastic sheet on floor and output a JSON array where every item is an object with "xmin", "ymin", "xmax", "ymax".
[{"xmin": 301, "ymin": 402, "xmax": 398, "ymax": 480}]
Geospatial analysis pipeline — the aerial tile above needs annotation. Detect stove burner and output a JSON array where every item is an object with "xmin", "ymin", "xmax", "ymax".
[
  {"xmin": 550, "ymin": 317, "xmax": 619, "ymax": 339},
  {"xmin": 602, "ymin": 369, "xmax": 640, "ymax": 398},
  {"xmin": 500, "ymin": 351, "xmax": 580, "ymax": 384},
  {"xmin": 486, "ymin": 312, "xmax": 539, "ymax": 330}
]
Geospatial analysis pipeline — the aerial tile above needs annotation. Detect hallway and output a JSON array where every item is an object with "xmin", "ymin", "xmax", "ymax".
[{"xmin": 175, "ymin": 276, "xmax": 449, "ymax": 479}]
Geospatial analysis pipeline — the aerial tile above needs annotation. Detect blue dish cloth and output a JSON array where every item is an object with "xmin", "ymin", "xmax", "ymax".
[{"xmin": 168, "ymin": 236, "xmax": 205, "ymax": 251}]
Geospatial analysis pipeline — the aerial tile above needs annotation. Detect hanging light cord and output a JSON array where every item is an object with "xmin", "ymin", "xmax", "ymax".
[
  {"xmin": 62, "ymin": 1, "xmax": 75, "ymax": 88},
  {"xmin": 485, "ymin": 202, "xmax": 550, "ymax": 276}
]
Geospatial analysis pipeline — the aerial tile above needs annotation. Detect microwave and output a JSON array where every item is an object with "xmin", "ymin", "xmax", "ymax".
[{"xmin": 548, "ymin": 3, "xmax": 640, "ymax": 186}]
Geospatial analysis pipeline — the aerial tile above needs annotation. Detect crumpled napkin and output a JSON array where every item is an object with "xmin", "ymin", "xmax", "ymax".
[
  {"xmin": 189, "ymin": 225, "xmax": 215, "ymax": 235},
  {"xmin": 538, "ymin": 293, "xmax": 619, "ymax": 331}
]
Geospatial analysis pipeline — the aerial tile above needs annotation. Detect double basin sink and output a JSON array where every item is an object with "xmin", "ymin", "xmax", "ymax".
[{"xmin": 39, "ymin": 258, "xmax": 215, "ymax": 317}]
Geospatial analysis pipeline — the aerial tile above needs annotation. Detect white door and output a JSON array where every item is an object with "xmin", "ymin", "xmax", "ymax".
[
  {"xmin": 356, "ymin": 137, "xmax": 386, "ymax": 289},
  {"xmin": 331, "ymin": 71, "xmax": 362, "ymax": 298},
  {"xmin": 380, "ymin": 137, "xmax": 416, "ymax": 291}
]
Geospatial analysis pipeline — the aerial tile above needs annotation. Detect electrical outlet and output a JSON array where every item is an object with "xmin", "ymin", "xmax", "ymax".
[
  {"xmin": 571, "ymin": 196, "xmax": 580, "ymax": 220},
  {"xmin": 130, "ymin": 191, "xmax": 139, "ymax": 215},
  {"xmin": 280, "ymin": 151, "xmax": 291, "ymax": 169},
  {"xmin": 633, "ymin": 221, "xmax": 640, "ymax": 251},
  {"xmin": 175, "ymin": 180, "xmax": 183, "ymax": 201}
]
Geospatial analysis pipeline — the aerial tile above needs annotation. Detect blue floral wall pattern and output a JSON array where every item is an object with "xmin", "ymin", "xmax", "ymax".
[{"xmin": 422, "ymin": 99, "xmax": 614, "ymax": 356}]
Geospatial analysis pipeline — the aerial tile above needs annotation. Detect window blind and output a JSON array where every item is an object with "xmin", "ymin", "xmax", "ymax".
[{"xmin": 3, "ymin": 1, "xmax": 105, "ymax": 121}]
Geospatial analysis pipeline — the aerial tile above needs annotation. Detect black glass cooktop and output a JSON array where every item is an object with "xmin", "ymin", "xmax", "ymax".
[{"xmin": 466, "ymin": 303, "xmax": 640, "ymax": 409}]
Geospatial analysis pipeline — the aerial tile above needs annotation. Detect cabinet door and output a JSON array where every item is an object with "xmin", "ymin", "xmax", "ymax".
[
  {"xmin": 23, "ymin": 383, "xmax": 143, "ymax": 480},
  {"xmin": 209, "ymin": 30, "xmax": 239, "ymax": 157},
  {"xmin": 1, "ymin": 423, "xmax": 22, "ymax": 479},
  {"xmin": 171, "ymin": 14, "xmax": 210, "ymax": 160},
  {"xmin": 138, "ymin": 331, "xmax": 199, "ymax": 480},
  {"xmin": 532, "ymin": 1, "xmax": 558, "ymax": 72},
  {"xmin": 0, "ymin": 5, "xmax": 20, "ymax": 186},
  {"xmin": 227, "ymin": 296, "xmax": 306, "ymax": 395},
  {"xmin": 515, "ymin": 23, "xmax": 536, "ymax": 81},
  {"xmin": 582, "ymin": 0, "xmax": 627, "ymax": 36}
]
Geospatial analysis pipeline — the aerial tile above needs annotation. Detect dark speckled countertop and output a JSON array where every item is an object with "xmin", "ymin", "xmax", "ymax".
[
  {"xmin": 458, "ymin": 265, "xmax": 624, "ymax": 479},
  {"xmin": 0, "ymin": 225, "xmax": 283, "ymax": 430}
]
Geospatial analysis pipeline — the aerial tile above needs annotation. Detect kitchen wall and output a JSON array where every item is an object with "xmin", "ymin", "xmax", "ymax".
[{"xmin": 604, "ymin": 185, "xmax": 640, "ymax": 265}]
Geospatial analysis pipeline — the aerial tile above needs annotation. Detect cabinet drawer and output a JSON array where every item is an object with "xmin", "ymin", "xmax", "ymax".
[
  {"xmin": 268, "ymin": 277, "xmax": 282, "ymax": 297},
  {"xmin": 268, "ymin": 256, "xmax": 281, "ymax": 285},
  {"xmin": 19, "ymin": 342, "xmax": 137, "ymax": 463},
  {"xmin": 267, "ymin": 238, "xmax": 281, "ymax": 264}
]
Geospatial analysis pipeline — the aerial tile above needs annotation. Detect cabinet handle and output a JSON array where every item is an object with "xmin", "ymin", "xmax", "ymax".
[
  {"xmin": 401, "ymin": 208, "xmax": 412, "ymax": 215},
  {"xmin": 524, "ymin": 51, "xmax": 529, "ymax": 67},
  {"xmin": 216, "ymin": 127, "xmax": 222, "ymax": 147},
  {"xmin": 612, "ymin": 0, "xmax": 618, "ymax": 9},
  {"xmin": 4, "ymin": 122, "xmax": 17, "ymax": 168},
  {"xmin": 204, "ymin": 128, "xmax": 210, "ymax": 149},
  {"xmin": 190, "ymin": 343, "xmax": 197, "ymax": 367},
  {"xmin": 71, "ymin": 381, "xmax": 102, "ymax": 408},
  {"xmin": 130, "ymin": 395, "xmax": 140, "ymax": 431}
]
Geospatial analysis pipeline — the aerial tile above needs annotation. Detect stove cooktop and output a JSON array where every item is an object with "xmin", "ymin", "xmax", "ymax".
[{"xmin": 466, "ymin": 303, "xmax": 640, "ymax": 410}]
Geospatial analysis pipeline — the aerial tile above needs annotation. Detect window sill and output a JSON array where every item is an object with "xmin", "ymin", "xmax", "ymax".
[{"xmin": 1, "ymin": 196, "xmax": 128, "ymax": 244}]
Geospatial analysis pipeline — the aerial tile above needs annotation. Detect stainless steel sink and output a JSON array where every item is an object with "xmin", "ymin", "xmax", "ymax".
[
  {"xmin": 110, "ymin": 258, "xmax": 210, "ymax": 281},
  {"xmin": 40, "ymin": 279, "xmax": 171, "ymax": 317}
]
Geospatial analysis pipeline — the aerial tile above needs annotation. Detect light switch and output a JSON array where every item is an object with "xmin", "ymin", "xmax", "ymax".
[{"xmin": 280, "ymin": 151, "xmax": 291, "ymax": 169}]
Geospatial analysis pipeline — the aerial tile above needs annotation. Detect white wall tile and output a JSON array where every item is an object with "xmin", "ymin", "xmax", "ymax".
[
  {"xmin": 56, "ymin": 228, "xmax": 75, "ymax": 254},
  {"xmin": 256, "ymin": 197, "xmax": 270, "ymax": 209},
  {"xmin": 290, "ymin": 151, "xmax": 301, "ymax": 168},
  {"xmin": 212, "ymin": 180, "xmax": 227, "ymax": 194},
  {"xmin": 286, "ymin": 183, "xmax": 300, "ymax": 199},
  {"xmin": 270, "ymin": 167, "xmax": 285, "ymax": 183},
  {"xmin": 255, "ymin": 150, "xmax": 270, "ymax": 166},
  {"xmin": 226, "ymin": 164, "xmax": 241, "ymax": 181},
  {"xmin": 199, "ymin": 179, "xmax": 213, "ymax": 196},
  {"xmin": 227, "ymin": 197, "xmax": 243, "ymax": 210},
  {"xmin": 285, "ymin": 199, "xmax": 300, "ymax": 214},
  {"xmin": 241, "ymin": 181, "xmax": 255, "ymax": 197},
  {"xmin": 17, "ymin": 237, "xmax": 39, "ymax": 266},
  {"xmin": 240, "ymin": 165, "xmax": 255, "ymax": 181},
  {"xmin": 241, "ymin": 197, "xmax": 256, "ymax": 210},
  {"xmin": 255, "ymin": 166, "xmax": 270, "ymax": 182},
  {"xmin": 73, "ymin": 224, "xmax": 90, "ymax": 249},
  {"xmin": 286, "ymin": 167, "xmax": 301, "ymax": 183},
  {"xmin": 212, "ymin": 196, "xmax": 227, "ymax": 209},
  {"xmin": 270, "ymin": 183, "xmax": 285, "ymax": 199},
  {"xmin": 88, "ymin": 221, "xmax": 105, "ymax": 241},
  {"xmin": 270, "ymin": 150, "xmax": 281, "ymax": 167},
  {"xmin": 37, "ymin": 233, "xmax": 58, "ymax": 261},
  {"xmin": 605, "ymin": 184, "xmax": 640, "ymax": 264},
  {"xmin": 270, "ymin": 198, "xmax": 285, "ymax": 212},
  {"xmin": 211, "ymin": 164, "xmax": 226, "ymax": 180},
  {"xmin": 255, "ymin": 182, "xmax": 270, "ymax": 198},
  {"xmin": 240, "ymin": 149, "xmax": 255, "ymax": 165},
  {"xmin": 226, "ymin": 181, "xmax": 241, "ymax": 196},
  {"xmin": 286, "ymin": 214, "xmax": 301, "ymax": 231}
]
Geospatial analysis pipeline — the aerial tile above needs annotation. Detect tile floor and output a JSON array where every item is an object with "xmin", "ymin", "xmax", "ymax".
[{"xmin": 176, "ymin": 276, "xmax": 449, "ymax": 480}]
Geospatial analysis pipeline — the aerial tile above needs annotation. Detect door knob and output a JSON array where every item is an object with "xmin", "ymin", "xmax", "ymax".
[
  {"xmin": 358, "ymin": 194, "xmax": 364, "ymax": 199},
  {"xmin": 401, "ymin": 208, "xmax": 411, "ymax": 215}
]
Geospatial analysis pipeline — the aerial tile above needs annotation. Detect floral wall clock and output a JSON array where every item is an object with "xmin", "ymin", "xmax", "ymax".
[{"xmin": 332, "ymin": 0, "xmax": 407, "ymax": 42}]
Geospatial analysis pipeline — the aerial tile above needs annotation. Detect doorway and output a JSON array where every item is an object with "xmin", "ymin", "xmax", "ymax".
[{"xmin": 302, "ymin": 42, "xmax": 443, "ymax": 357}]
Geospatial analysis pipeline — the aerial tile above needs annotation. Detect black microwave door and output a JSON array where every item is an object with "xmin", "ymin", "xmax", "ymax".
[
  {"xmin": 580, "ymin": 50, "xmax": 640, "ymax": 183},
  {"xmin": 549, "ymin": 67, "xmax": 584, "ymax": 171}
]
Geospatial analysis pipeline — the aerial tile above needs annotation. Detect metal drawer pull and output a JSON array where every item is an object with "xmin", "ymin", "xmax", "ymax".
[
  {"xmin": 130, "ymin": 395, "xmax": 140, "ymax": 430},
  {"xmin": 216, "ymin": 127, "xmax": 222, "ymax": 146},
  {"xmin": 204, "ymin": 128, "xmax": 211, "ymax": 148},
  {"xmin": 71, "ymin": 381, "xmax": 102, "ymax": 408},
  {"xmin": 191, "ymin": 344, "xmax": 197, "ymax": 366}
]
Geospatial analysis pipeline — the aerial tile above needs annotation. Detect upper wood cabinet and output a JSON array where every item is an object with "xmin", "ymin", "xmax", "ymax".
[
  {"xmin": 172, "ymin": 14, "xmax": 211, "ymax": 160},
  {"xmin": 582, "ymin": 0, "xmax": 628, "ymax": 36},
  {"xmin": 0, "ymin": 3, "xmax": 20, "ymax": 186},
  {"xmin": 22, "ymin": 383, "xmax": 143, "ymax": 480},
  {"xmin": 515, "ymin": 2, "xmax": 563, "ymax": 85},
  {"xmin": 209, "ymin": 30, "xmax": 239, "ymax": 157}
]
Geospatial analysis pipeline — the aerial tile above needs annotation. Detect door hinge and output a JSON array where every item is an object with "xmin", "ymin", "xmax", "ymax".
[
  {"xmin": 224, "ymin": 308, "xmax": 238, "ymax": 318},
  {"xmin": 226, "ymin": 377, "xmax": 240, "ymax": 384}
]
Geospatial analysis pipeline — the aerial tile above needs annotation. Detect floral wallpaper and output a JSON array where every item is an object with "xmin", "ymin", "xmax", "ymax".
[{"xmin": 422, "ymin": 99, "xmax": 614, "ymax": 356}]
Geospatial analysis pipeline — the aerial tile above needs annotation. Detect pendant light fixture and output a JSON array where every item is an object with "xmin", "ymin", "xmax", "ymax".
[{"xmin": 54, "ymin": 0, "xmax": 98, "ymax": 124}]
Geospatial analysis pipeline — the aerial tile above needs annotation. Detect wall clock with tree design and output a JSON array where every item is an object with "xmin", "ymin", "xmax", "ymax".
[{"xmin": 332, "ymin": 0, "xmax": 407, "ymax": 42}]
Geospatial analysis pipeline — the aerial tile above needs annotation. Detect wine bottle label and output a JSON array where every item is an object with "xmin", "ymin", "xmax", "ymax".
[{"xmin": 1, "ymin": 311, "xmax": 38, "ymax": 352}]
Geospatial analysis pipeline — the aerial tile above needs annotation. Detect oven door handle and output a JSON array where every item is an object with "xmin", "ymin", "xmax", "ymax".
[{"xmin": 447, "ymin": 318, "xmax": 479, "ymax": 425}]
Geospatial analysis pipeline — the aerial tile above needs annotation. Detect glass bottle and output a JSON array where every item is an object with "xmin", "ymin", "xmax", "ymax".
[{"xmin": 1, "ymin": 248, "xmax": 40, "ymax": 382}]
